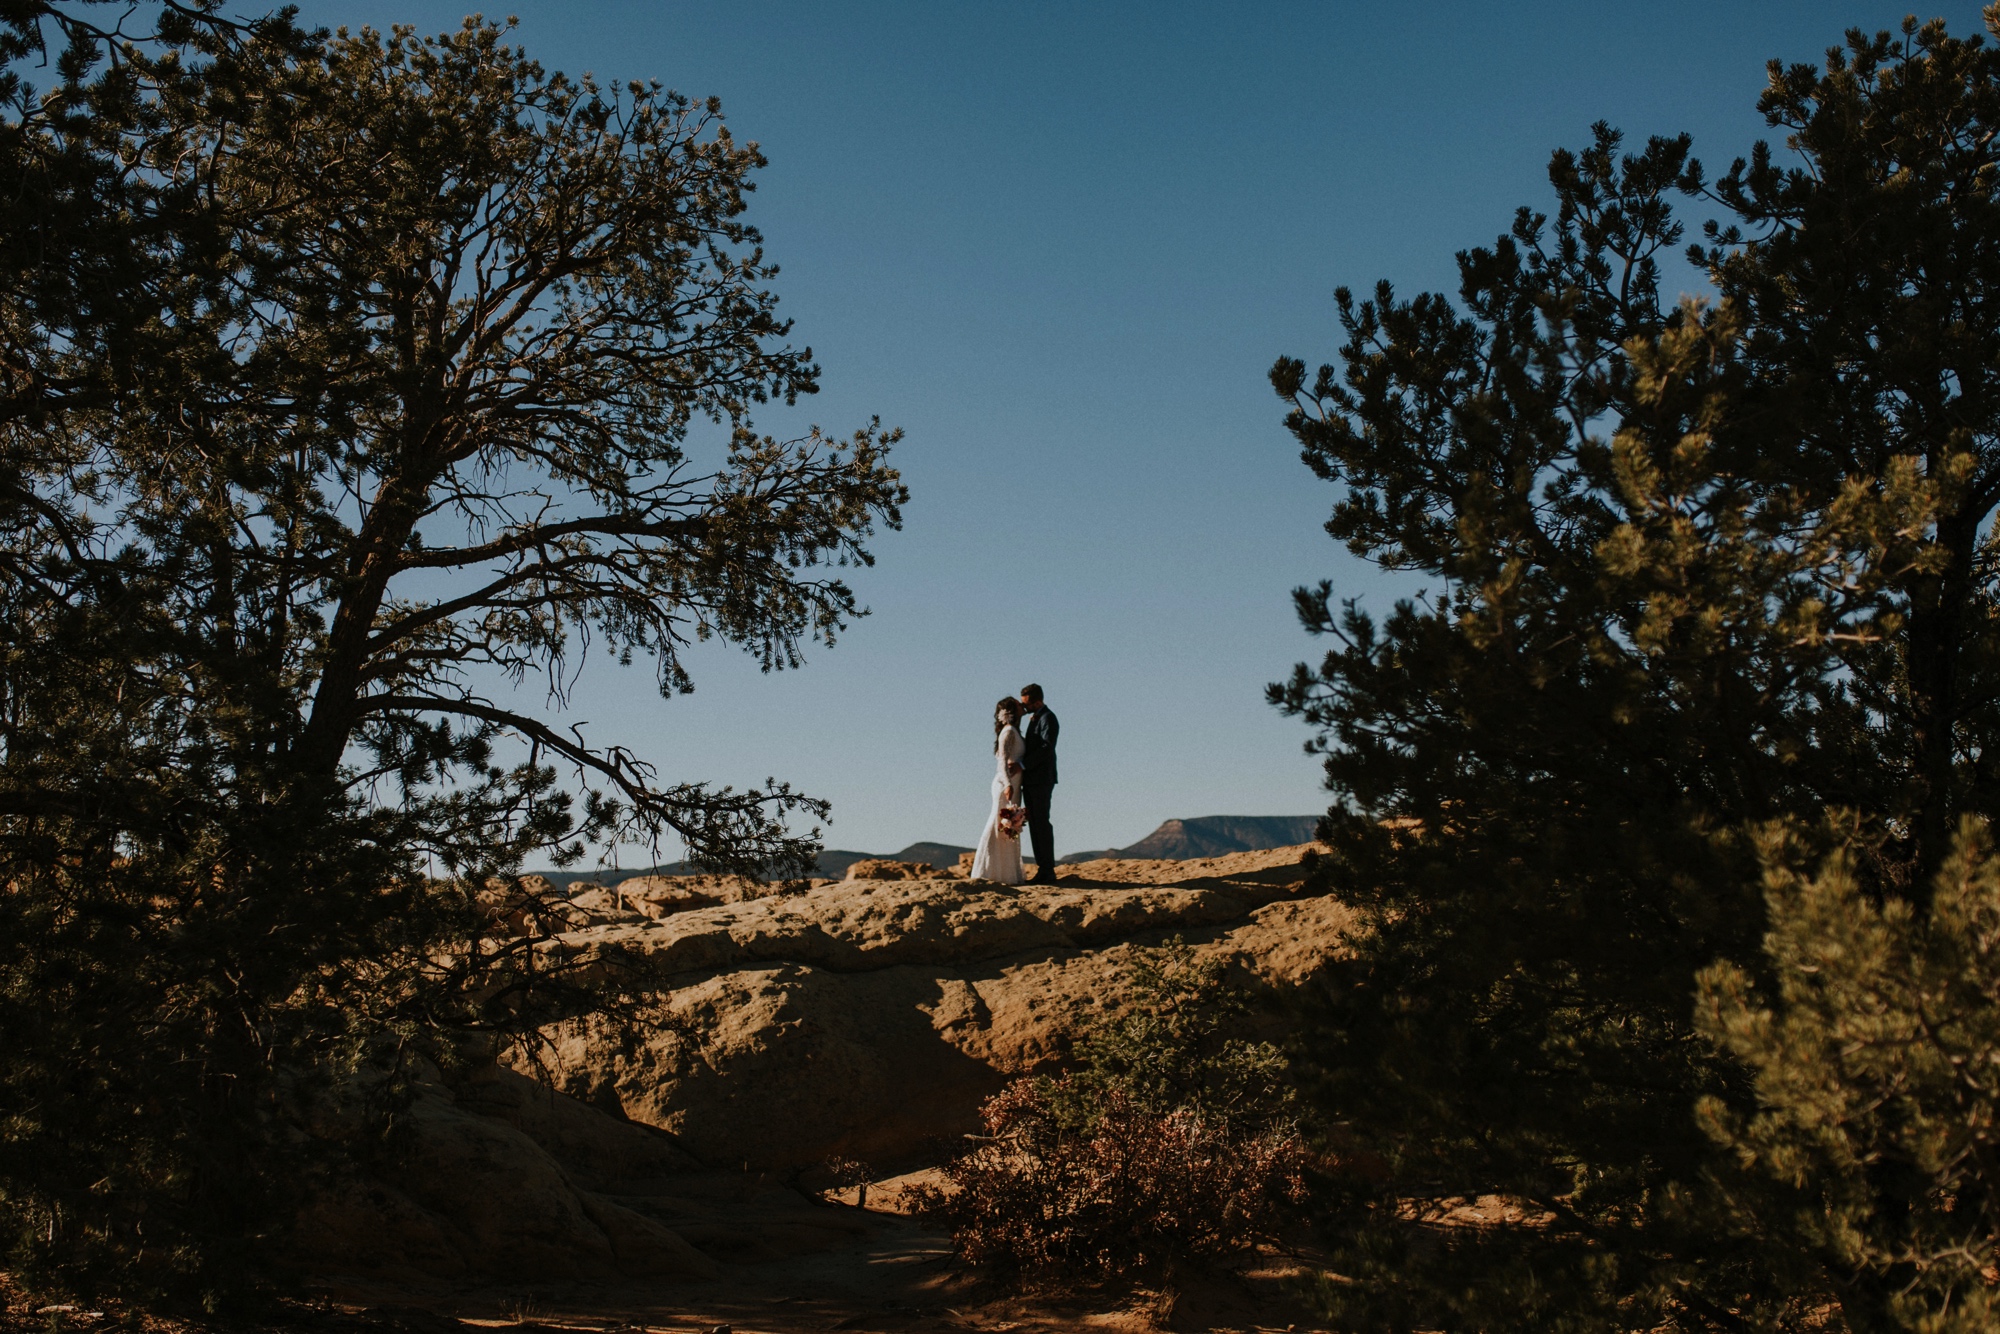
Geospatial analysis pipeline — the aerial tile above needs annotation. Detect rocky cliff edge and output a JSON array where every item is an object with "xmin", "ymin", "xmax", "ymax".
[{"xmin": 294, "ymin": 845, "xmax": 1350, "ymax": 1285}]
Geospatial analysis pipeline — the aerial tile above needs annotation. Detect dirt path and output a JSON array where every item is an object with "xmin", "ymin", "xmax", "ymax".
[{"xmin": 303, "ymin": 1199, "xmax": 1325, "ymax": 1334}]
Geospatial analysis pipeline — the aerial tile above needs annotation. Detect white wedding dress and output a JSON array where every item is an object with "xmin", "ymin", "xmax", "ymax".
[{"xmin": 970, "ymin": 723, "xmax": 1026, "ymax": 884}]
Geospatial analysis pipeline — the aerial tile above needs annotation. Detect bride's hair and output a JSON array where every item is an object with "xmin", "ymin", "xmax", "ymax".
[{"xmin": 993, "ymin": 696, "xmax": 1021, "ymax": 750}]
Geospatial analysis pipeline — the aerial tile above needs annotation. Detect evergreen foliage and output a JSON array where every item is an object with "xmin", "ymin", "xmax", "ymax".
[
  {"xmin": 1272, "ymin": 10, "xmax": 2000, "ymax": 1329},
  {"xmin": 0, "ymin": 4, "xmax": 902, "ymax": 1300},
  {"xmin": 1700, "ymin": 817, "xmax": 2000, "ymax": 1333}
]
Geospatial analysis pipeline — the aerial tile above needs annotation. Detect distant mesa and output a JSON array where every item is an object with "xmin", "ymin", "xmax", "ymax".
[
  {"xmin": 527, "ymin": 817, "xmax": 1317, "ymax": 885},
  {"xmin": 816, "ymin": 842, "xmax": 971, "ymax": 879},
  {"xmin": 1059, "ymin": 814, "xmax": 1322, "ymax": 864},
  {"xmin": 891, "ymin": 840, "xmax": 980, "ymax": 869}
]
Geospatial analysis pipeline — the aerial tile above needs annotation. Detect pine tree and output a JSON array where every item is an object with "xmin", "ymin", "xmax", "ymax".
[
  {"xmin": 0, "ymin": 8, "xmax": 903, "ymax": 1299},
  {"xmin": 1272, "ymin": 13, "xmax": 2000, "ymax": 1330}
]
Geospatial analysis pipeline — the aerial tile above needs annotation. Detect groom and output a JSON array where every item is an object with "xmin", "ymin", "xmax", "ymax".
[{"xmin": 1018, "ymin": 683, "xmax": 1060, "ymax": 884}]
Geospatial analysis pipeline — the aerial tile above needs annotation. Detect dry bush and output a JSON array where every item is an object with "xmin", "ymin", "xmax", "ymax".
[
  {"xmin": 915, "ymin": 941, "xmax": 1309, "ymax": 1281},
  {"xmin": 920, "ymin": 1077, "xmax": 1307, "ymax": 1280}
]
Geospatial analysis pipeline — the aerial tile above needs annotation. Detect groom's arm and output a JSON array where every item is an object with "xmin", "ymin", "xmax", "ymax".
[{"xmin": 1023, "ymin": 713, "xmax": 1057, "ymax": 770}]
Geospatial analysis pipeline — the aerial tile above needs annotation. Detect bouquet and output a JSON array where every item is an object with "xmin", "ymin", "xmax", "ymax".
[{"xmin": 998, "ymin": 803, "xmax": 1027, "ymax": 840}]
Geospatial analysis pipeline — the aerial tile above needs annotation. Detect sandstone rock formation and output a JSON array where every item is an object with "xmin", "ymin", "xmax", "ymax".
[
  {"xmin": 298, "ymin": 845, "xmax": 1348, "ymax": 1285},
  {"xmin": 289, "ymin": 1064, "xmax": 870, "ymax": 1283},
  {"xmin": 521, "ymin": 845, "xmax": 1350, "ymax": 1173},
  {"xmin": 840, "ymin": 857, "xmax": 955, "ymax": 881}
]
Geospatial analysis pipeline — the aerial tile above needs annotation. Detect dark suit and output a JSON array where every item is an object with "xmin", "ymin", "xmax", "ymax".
[{"xmin": 1020, "ymin": 706, "xmax": 1059, "ymax": 880}]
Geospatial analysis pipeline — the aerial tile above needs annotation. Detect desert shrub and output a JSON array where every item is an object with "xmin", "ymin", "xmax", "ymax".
[
  {"xmin": 918, "ymin": 942, "xmax": 1309, "ymax": 1281},
  {"xmin": 933, "ymin": 1078, "xmax": 1308, "ymax": 1278},
  {"xmin": 1052, "ymin": 942, "xmax": 1296, "ymax": 1134}
]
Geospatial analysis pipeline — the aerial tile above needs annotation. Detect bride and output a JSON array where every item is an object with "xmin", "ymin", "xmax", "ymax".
[{"xmin": 970, "ymin": 696, "xmax": 1027, "ymax": 884}]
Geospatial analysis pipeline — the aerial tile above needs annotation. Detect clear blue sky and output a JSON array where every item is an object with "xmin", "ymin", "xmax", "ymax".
[{"xmin": 302, "ymin": 0, "xmax": 1993, "ymax": 860}]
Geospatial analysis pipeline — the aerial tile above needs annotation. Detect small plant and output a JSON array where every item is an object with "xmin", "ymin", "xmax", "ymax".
[
  {"xmin": 915, "ymin": 941, "xmax": 1309, "ymax": 1281},
  {"xmin": 824, "ymin": 1155, "xmax": 875, "ymax": 1207},
  {"xmin": 501, "ymin": 1292, "xmax": 550, "ymax": 1325}
]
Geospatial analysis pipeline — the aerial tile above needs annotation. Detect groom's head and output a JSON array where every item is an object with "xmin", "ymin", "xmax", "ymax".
[{"xmin": 1019, "ymin": 683, "xmax": 1044, "ymax": 712}]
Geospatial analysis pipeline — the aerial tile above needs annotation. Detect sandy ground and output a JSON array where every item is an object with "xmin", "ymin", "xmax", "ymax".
[{"xmin": 291, "ymin": 1187, "xmax": 1331, "ymax": 1334}]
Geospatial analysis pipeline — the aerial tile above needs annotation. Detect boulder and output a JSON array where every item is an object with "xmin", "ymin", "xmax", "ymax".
[
  {"xmin": 447, "ymin": 1063, "xmax": 699, "ymax": 1187},
  {"xmin": 564, "ymin": 885, "xmax": 647, "ymax": 924},
  {"xmin": 843, "ymin": 858, "xmax": 954, "ymax": 881},
  {"xmin": 384, "ymin": 1090, "xmax": 634, "ymax": 1277},
  {"xmin": 474, "ymin": 874, "xmax": 636, "ymax": 934},
  {"xmin": 293, "ymin": 1082, "xmax": 715, "ymax": 1282},
  {"xmin": 290, "ymin": 1068, "xmax": 838, "ymax": 1283},
  {"xmin": 613, "ymin": 875, "xmax": 721, "ymax": 920},
  {"xmin": 290, "ymin": 1169, "xmax": 471, "ymax": 1281},
  {"xmin": 476, "ymin": 873, "xmax": 790, "ymax": 935}
]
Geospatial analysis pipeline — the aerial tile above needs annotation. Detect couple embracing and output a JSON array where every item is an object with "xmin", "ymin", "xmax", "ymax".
[{"xmin": 969, "ymin": 683, "xmax": 1059, "ymax": 885}]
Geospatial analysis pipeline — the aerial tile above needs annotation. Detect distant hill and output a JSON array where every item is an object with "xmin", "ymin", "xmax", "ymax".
[
  {"xmin": 523, "ymin": 861, "xmax": 677, "ymax": 888},
  {"xmin": 1062, "ymin": 814, "xmax": 1321, "ymax": 863},
  {"xmin": 809, "ymin": 842, "xmax": 973, "ymax": 878},
  {"xmin": 527, "ymin": 821, "xmax": 1312, "ymax": 883},
  {"xmin": 528, "ymin": 839, "xmax": 975, "ymax": 886},
  {"xmin": 890, "ymin": 841, "xmax": 975, "ymax": 870}
]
